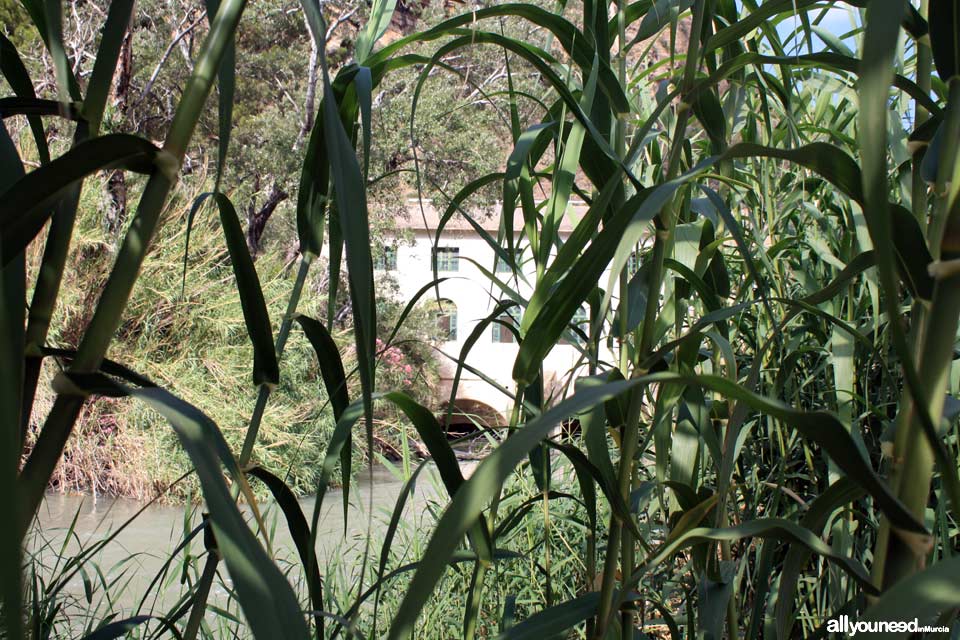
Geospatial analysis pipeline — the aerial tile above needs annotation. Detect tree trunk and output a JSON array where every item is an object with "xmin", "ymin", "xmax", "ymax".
[
  {"xmin": 295, "ymin": 27, "xmax": 318, "ymax": 149},
  {"xmin": 105, "ymin": 16, "xmax": 134, "ymax": 235},
  {"xmin": 246, "ymin": 180, "xmax": 288, "ymax": 257}
]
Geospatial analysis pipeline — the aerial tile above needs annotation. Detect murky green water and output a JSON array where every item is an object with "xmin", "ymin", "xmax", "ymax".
[{"xmin": 27, "ymin": 464, "xmax": 443, "ymax": 626}]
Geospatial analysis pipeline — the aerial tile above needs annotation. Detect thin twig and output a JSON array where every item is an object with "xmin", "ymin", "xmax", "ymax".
[{"xmin": 136, "ymin": 10, "xmax": 208, "ymax": 105}]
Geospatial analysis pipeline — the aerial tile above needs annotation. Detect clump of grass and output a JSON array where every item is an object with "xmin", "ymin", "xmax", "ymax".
[{"xmin": 26, "ymin": 169, "xmax": 439, "ymax": 502}]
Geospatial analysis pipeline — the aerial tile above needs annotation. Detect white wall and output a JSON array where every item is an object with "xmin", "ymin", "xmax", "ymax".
[{"xmin": 379, "ymin": 218, "xmax": 618, "ymax": 419}]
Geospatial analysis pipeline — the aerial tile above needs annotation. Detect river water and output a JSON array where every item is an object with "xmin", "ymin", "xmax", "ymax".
[{"xmin": 28, "ymin": 464, "xmax": 444, "ymax": 624}]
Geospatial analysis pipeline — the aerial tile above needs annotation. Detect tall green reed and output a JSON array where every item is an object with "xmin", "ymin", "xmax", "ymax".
[{"xmin": 6, "ymin": 0, "xmax": 960, "ymax": 638}]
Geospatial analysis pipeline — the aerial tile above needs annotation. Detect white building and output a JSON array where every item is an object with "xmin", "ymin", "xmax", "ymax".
[{"xmin": 377, "ymin": 200, "xmax": 620, "ymax": 427}]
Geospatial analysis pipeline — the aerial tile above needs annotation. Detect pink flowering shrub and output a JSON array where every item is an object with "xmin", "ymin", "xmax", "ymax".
[{"xmin": 375, "ymin": 337, "xmax": 431, "ymax": 392}]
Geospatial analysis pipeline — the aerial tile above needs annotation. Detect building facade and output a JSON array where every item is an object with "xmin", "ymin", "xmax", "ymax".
[{"xmin": 377, "ymin": 200, "xmax": 618, "ymax": 426}]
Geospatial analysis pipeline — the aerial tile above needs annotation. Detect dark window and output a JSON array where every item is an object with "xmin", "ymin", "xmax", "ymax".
[
  {"xmin": 374, "ymin": 246, "xmax": 397, "ymax": 270},
  {"xmin": 492, "ymin": 305, "xmax": 520, "ymax": 343},
  {"xmin": 627, "ymin": 251, "xmax": 640, "ymax": 276},
  {"xmin": 436, "ymin": 300, "xmax": 457, "ymax": 341},
  {"xmin": 432, "ymin": 247, "xmax": 459, "ymax": 272},
  {"xmin": 496, "ymin": 248, "xmax": 522, "ymax": 273},
  {"xmin": 560, "ymin": 307, "xmax": 589, "ymax": 346}
]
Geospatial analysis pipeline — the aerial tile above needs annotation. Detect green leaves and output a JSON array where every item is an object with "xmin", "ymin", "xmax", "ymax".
[
  {"xmin": 295, "ymin": 99, "xmax": 329, "ymax": 259},
  {"xmin": 355, "ymin": 0, "xmax": 397, "ymax": 63},
  {"xmin": 775, "ymin": 478, "xmax": 865, "ymax": 638},
  {"xmin": 203, "ymin": 0, "xmax": 236, "ymax": 189},
  {"xmin": 0, "ymin": 120, "xmax": 25, "ymax": 640},
  {"xmin": 319, "ymin": 26, "xmax": 377, "ymax": 458},
  {"xmin": 929, "ymin": 0, "xmax": 959, "ymax": 81},
  {"xmin": 13, "ymin": 0, "xmax": 960, "ymax": 637},
  {"xmin": 0, "ymin": 33, "xmax": 50, "ymax": 161},
  {"xmin": 634, "ymin": 518, "xmax": 876, "ymax": 594},
  {"xmin": 83, "ymin": 0, "xmax": 135, "ymax": 136},
  {"xmin": 494, "ymin": 592, "xmax": 602, "ymax": 639},
  {"xmin": 187, "ymin": 193, "xmax": 278, "ymax": 387},
  {"xmin": 861, "ymin": 555, "xmax": 960, "ymax": 636},
  {"xmin": 69, "ymin": 373, "xmax": 310, "ymax": 640},
  {"xmin": 516, "ymin": 165, "xmax": 709, "ymax": 385},
  {"xmin": 78, "ymin": 615, "xmax": 176, "ymax": 640},
  {"xmin": 386, "ymin": 378, "xmax": 641, "ymax": 640},
  {"xmin": 296, "ymin": 316, "xmax": 349, "ymax": 420},
  {"xmin": 383, "ymin": 391, "xmax": 465, "ymax": 498},
  {"xmin": 691, "ymin": 374, "xmax": 924, "ymax": 533},
  {"xmin": 371, "ymin": 4, "xmax": 630, "ymax": 112},
  {"xmin": 387, "ymin": 371, "xmax": 919, "ymax": 638},
  {"xmin": 725, "ymin": 142, "xmax": 863, "ymax": 202},
  {"xmin": 0, "ymin": 134, "xmax": 158, "ymax": 263},
  {"xmin": 724, "ymin": 142, "xmax": 934, "ymax": 299},
  {"xmin": 15, "ymin": 0, "xmax": 249, "ymax": 564},
  {"xmin": 247, "ymin": 466, "xmax": 324, "ymax": 638}
]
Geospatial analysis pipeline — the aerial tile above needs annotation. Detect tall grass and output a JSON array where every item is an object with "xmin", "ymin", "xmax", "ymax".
[{"xmin": 4, "ymin": 0, "xmax": 960, "ymax": 638}]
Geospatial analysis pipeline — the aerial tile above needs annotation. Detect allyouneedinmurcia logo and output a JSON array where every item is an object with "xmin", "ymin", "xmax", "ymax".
[{"xmin": 826, "ymin": 615, "xmax": 950, "ymax": 636}]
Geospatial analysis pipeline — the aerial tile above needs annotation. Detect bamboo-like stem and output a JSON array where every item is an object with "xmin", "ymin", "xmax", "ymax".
[
  {"xmin": 183, "ymin": 552, "xmax": 219, "ymax": 640},
  {"xmin": 74, "ymin": 0, "xmax": 247, "ymax": 370},
  {"xmin": 873, "ymin": 77, "xmax": 960, "ymax": 589},
  {"xmin": 877, "ymin": 271, "xmax": 960, "ymax": 587},
  {"xmin": 911, "ymin": 0, "xmax": 932, "ymax": 229},
  {"xmin": 239, "ymin": 254, "xmax": 313, "ymax": 466},
  {"xmin": 871, "ymin": 1, "xmax": 932, "ymax": 590},
  {"xmin": 613, "ymin": 3, "xmax": 635, "ymax": 634},
  {"xmin": 595, "ymin": 6, "xmax": 706, "ymax": 637},
  {"xmin": 17, "ymin": 394, "xmax": 85, "ymax": 538},
  {"xmin": 1, "ymin": 240, "xmax": 25, "ymax": 640},
  {"xmin": 594, "ymin": 512, "xmax": 624, "ymax": 638},
  {"xmin": 19, "ymin": 3, "xmax": 127, "ymax": 434},
  {"xmin": 463, "ymin": 561, "xmax": 487, "ymax": 640},
  {"xmin": 20, "ymin": 186, "xmax": 81, "ymax": 436},
  {"xmin": 594, "ymin": 103, "xmax": 680, "ymax": 640}
]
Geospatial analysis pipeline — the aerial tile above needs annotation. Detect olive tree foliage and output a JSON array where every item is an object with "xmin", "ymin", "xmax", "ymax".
[
  {"xmin": 2, "ymin": 0, "xmax": 552, "ymax": 257},
  {"xmin": 0, "ymin": 0, "xmax": 36, "ymax": 49}
]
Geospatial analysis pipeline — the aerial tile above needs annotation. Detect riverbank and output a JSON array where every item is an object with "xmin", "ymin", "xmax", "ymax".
[
  {"xmin": 26, "ymin": 452, "xmax": 590, "ymax": 638},
  {"xmin": 25, "ymin": 183, "xmax": 442, "ymax": 504},
  {"xmin": 27, "ymin": 464, "xmax": 439, "ymax": 633}
]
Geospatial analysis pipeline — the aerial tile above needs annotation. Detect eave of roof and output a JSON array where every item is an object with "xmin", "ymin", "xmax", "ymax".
[{"xmin": 396, "ymin": 198, "xmax": 589, "ymax": 233}]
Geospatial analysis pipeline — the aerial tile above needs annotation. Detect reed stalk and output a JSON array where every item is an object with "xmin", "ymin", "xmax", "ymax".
[{"xmin": 874, "ymin": 76, "xmax": 960, "ymax": 589}]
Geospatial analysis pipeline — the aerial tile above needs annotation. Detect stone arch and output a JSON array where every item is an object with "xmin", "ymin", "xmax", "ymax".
[{"xmin": 438, "ymin": 397, "xmax": 506, "ymax": 438}]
